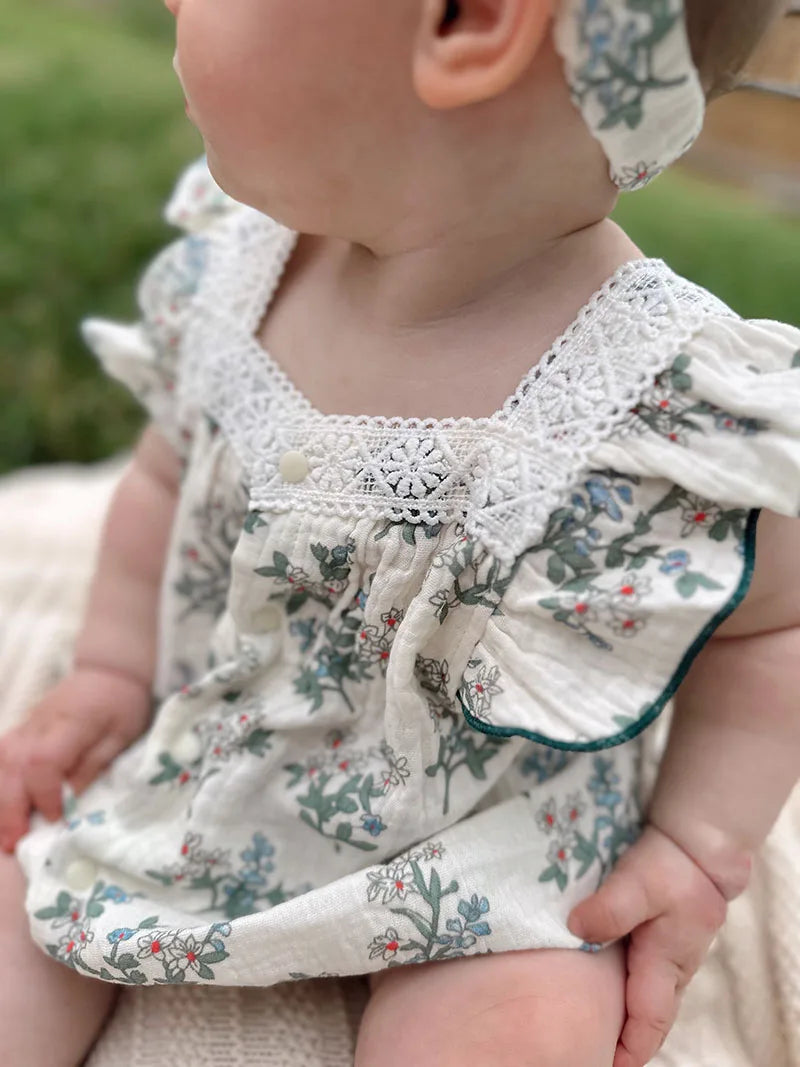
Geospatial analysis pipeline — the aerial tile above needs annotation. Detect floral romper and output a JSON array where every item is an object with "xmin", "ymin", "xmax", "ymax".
[{"xmin": 18, "ymin": 160, "xmax": 800, "ymax": 987}]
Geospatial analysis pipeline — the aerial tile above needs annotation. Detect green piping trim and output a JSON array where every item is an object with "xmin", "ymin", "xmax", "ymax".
[{"xmin": 460, "ymin": 509, "xmax": 761, "ymax": 753}]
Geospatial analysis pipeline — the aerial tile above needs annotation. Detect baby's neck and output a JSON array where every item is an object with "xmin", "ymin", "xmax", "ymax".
[
  {"xmin": 258, "ymin": 215, "xmax": 643, "ymax": 421},
  {"xmin": 323, "ymin": 215, "xmax": 641, "ymax": 334}
]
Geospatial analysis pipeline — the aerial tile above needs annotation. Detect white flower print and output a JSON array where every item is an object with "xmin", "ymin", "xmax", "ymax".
[
  {"xmin": 380, "ymin": 751, "xmax": 411, "ymax": 792},
  {"xmin": 50, "ymin": 897, "xmax": 83, "ymax": 930},
  {"xmin": 559, "ymin": 793, "xmax": 587, "ymax": 827},
  {"xmin": 366, "ymin": 863, "xmax": 418, "ymax": 906},
  {"xmin": 461, "ymin": 663, "xmax": 503, "ymax": 721},
  {"xmin": 380, "ymin": 608, "xmax": 403, "ymax": 632},
  {"xmin": 610, "ymin": 572, "xmax": 652, "ymax": 609},
  {"xmin": 610, "ymin": 615, "xmax": 647, "ymax": 638},
  {"xmin": 56, "ymin": 933, "xmax": 83, "ymax": 962},
  {"xmin": 283, "ymin": 565, "xmax": 310, "ymax": 588},
  {"xmin": 137, "ymin": 930, "xmax": 175, "ymax": 960},
  {"xmin": 547, "ymin": 835, "xmax": 576, "ymax": 874},
  {"xmin": 680, "ymin": 498, "xmax": 723, "ymax": 538},
  {"xmin": 536, "ymin": 798, "xmax": 559, "ymax": 835},
  {"xmin": 614, "ymin": 160, "xmax": 663, "ymax": 191},
  {"xmin": 560, "ymin": 592, "xmax": 601, "ymax": 626},
  {"xmin": 164, "ymin": 934, "xmax": 204, "ymax": 979},
  {"xmin": 368, "ymin": 927, "xmax": 402, "ymax": 961},
  {"xmin": 421, "ymin": 842, "xmax": 446, "ymax": 862},
  {"xmin": 431, "ymin": 529, "xmax": 475, "ymax": 571}
]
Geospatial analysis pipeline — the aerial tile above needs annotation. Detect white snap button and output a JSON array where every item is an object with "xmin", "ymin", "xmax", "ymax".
[
  {"xmin": 172, "ymin": 730, "xmax": 203, "ymax": 765},
  {"xmin": 253, "ymin": 603, "xmax": 282, "ymax": 632},
  {"xmin": 279, "ymin": 451, "xmax": 310, "ymax": 484},
  {"xmin": 64, "ymin": 858, "xmax": 98, "ymax": 892}
]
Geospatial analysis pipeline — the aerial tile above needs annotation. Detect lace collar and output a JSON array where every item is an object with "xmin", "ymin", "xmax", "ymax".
[{"xmin": 180, "ymin": 206, "xmax": 734, "ymax": 562}]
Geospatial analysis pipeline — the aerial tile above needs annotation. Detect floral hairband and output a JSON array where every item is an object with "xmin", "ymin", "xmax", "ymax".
[{"xmin": 553, "ymin": 0, "xmax": 705, "ymax": 190}]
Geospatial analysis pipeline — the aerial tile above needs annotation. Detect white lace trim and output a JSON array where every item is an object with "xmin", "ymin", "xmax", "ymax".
[{"xmin": 179, "ymin": 207, "xmax": 735, "ymax": 563}]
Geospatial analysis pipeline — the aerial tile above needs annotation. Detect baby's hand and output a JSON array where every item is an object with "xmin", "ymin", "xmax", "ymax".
[
  {"xmin": 0, "ymin": 666, "xmax": 152, "ymax": 853},
  {"xmin": 567, "ymin": 824, "xmax": 728, "ymax": 1067}
]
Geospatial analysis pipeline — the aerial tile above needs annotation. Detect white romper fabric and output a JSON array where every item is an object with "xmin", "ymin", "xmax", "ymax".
[{"xmin": 18, "ymin": 160, "xmax": 800, "ymax": 989}]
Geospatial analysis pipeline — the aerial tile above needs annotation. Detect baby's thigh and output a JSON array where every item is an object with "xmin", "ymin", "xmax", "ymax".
[{"xmin": 355, "ymin": 943, "xmax": 626, "ymax": 1067}]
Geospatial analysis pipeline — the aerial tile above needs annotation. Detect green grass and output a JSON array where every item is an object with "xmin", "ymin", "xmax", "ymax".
[
  {"xmin": 0, "ymin": 0, "xmax": 199, "ymax": 472},
  {"xmin": 2, "ymin": 0, "xmax": 798, "ymax": 474}
]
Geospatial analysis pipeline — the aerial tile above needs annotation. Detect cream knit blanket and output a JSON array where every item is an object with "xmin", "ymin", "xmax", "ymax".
[{"xmin": 1, "ymin": 460, "xmax": 796, "ymax": 1066}]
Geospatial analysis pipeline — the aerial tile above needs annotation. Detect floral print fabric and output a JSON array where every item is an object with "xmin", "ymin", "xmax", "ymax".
[{"xmin": 18, "ymin": 167, "xmax": 800, "ymax": 988}]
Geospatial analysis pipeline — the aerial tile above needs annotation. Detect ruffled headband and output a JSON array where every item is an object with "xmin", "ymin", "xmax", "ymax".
[{"xmin": 553, "ymin": 0, "xmax": 705, "ymax": 190}]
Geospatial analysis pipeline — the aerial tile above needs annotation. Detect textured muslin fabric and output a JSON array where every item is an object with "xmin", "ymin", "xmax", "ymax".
[
  {"xmin": 13, "ymin": 162, "xmax": 800, "ymax": 991},
  {"xmin": 1, "ymin": 460, "xmax": 799, "ymax": 1066}
]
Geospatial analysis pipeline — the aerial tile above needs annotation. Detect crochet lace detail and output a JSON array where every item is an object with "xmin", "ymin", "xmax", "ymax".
[{"xmin": 179, "ymin": 207, "xmax": 734, "ymax": 562}]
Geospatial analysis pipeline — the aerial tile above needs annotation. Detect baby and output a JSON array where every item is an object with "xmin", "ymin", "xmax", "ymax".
[{"xmin": 1, "ymin": 1, "xmax": 798, "ymax": 1065}]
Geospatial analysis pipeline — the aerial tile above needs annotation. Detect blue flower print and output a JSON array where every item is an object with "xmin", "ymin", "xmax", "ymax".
[
  {"xmin": 520, "ymin": 746, "xmax": 570, "ymax": 784},
  {"xmin": 361, "ymin": 814, "xmax": 387, "ymax": 838},
  {"xmin": 101, "ymin": 886, "xmax": 131, "ymax": 904},
  {"xmin": 586, "ymin": 477, "xmax": 625, "ymax": 521},
  {"xmin": 587, "ymin": 757, "xmax": 623, "ymax": 810},
  {"xmin": 659, "ymin": 549, "xmax": 690, "ymax": 575},
  {"xmin": 107, "ymin": 927, "xmax": 137, "ymax": 945}
]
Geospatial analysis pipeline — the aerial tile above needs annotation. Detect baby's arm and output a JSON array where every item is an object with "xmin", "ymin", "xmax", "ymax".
[
  {"xmin": 569, "ymin": 509, "xmax": 800, "ymax": 1067},
  {"xmin": 0, "ymin": 425, "xmax": 180, "ymax": 852}
]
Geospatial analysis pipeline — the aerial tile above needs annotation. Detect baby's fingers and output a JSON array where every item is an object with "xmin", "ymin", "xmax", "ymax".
[
  {"xmin": 69, "ymin": 734, "xmax": 130, "ymax": 796},
  {"xmin": 614, "ymin": 945, "xmax": 682, "ymax": 1067},
  {"xmin": 25, "ymin": 714, "xmax": 105, "ymax": 821},
  {"xmin": 0, "ymin": 736, "xmax": 33, "ymax": 851},
  {"xmin": 568, "ymin": 864, "xmax": 655, "ymax": 945}
]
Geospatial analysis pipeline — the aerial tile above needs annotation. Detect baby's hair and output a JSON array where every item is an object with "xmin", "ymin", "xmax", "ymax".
[{"xmin": 683, "ymin": 0, "xmax": 790, "ymax": 100}]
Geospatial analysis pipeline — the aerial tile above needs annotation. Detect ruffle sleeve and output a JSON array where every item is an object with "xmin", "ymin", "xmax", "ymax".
[
  {"xmin": 81, "ymin": 158, "xmax": 237, "ymax": 457},
  {"xmin": 459, "ymin": 314, "xmax": 800, "ymax": 752}
]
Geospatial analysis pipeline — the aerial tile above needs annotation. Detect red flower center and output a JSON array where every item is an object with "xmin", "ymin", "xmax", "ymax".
[
  {"xmin": 659, "ymin": 400, "xmax": 669, "ymax": 409},
  {"xmin": 620, "ymin": 585, "xmax": 634, "ymax": 596},
  {"xmin": 71, "ymin": 911, "xmax": 79, "ymax": 921},
  {"xmin": 395, "ymin": 880, "xmax": 404, "ymax": 891},
  {"xmin": 558, "ymin": 849, "xmax": 567, "ymax": 862},
  {"xmin": 151, "ymin": 940, "xmax": 161, "ymax": 954},
  {"xmin": 694, "ymin": 512, "xmax": 707, "ymax": 523},
  {"xmin": 476, "ymin": 684, "xmax": 484, "ymax": 693},
  {"xmin": 66, "ymin": 940, "xmax": 75, "ymax": 953},
  {"xmin": 186, "ymin": 952, "xmax": 196, "ymax": 963},
  {"xmin": 623, "ymin": 620, "xmax": 635, "ymax": 630},
  {"xmin": 181, "ymin": 845, "xmax": 189, "ymax": 855},
  {"xmin": 339, "ymin": 761, "xmax": 349, "ymax": 771},
  {"xmin": 575, "ymin": 603, "xmax": 588, "ymax": 615},
  {"xmin": 386, "ymin": 940, "xmax": 399, "ymax": 953},
  {"xmin": 387, "ymin": 618, "xmax": 396, "ymax": 627},
  {"xmin": 179, "ymin": 772, "xmax": 190, "ymax": 784},
  {"xmin": 546, "ymin": 813, "xmax": 555, "ymax": 826}
]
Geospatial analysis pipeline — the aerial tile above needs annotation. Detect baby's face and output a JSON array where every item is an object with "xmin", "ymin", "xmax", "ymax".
[{"xmin": 163, "ymin": 0, "xmax": 418, "ymax": 226}]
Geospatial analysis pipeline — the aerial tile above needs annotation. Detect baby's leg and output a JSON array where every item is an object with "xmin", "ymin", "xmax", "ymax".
[
  {"xmin": 0, "ymin": 853, "xmax": 117, "ymax": 1066},
  {"xmin": 356, "ymin": 943, "xmax": 625, "ymax": 1067}
]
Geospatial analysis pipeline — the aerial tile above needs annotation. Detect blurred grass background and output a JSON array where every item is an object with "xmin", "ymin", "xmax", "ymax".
[{"xmin": 2, "ymin": 0, "xmax": 799, "ymax": 475}]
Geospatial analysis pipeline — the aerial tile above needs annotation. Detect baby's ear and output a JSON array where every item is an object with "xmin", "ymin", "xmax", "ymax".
[{"xmin": 412, "ymin": 0, "xmax": 553, "ymax": 109}]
